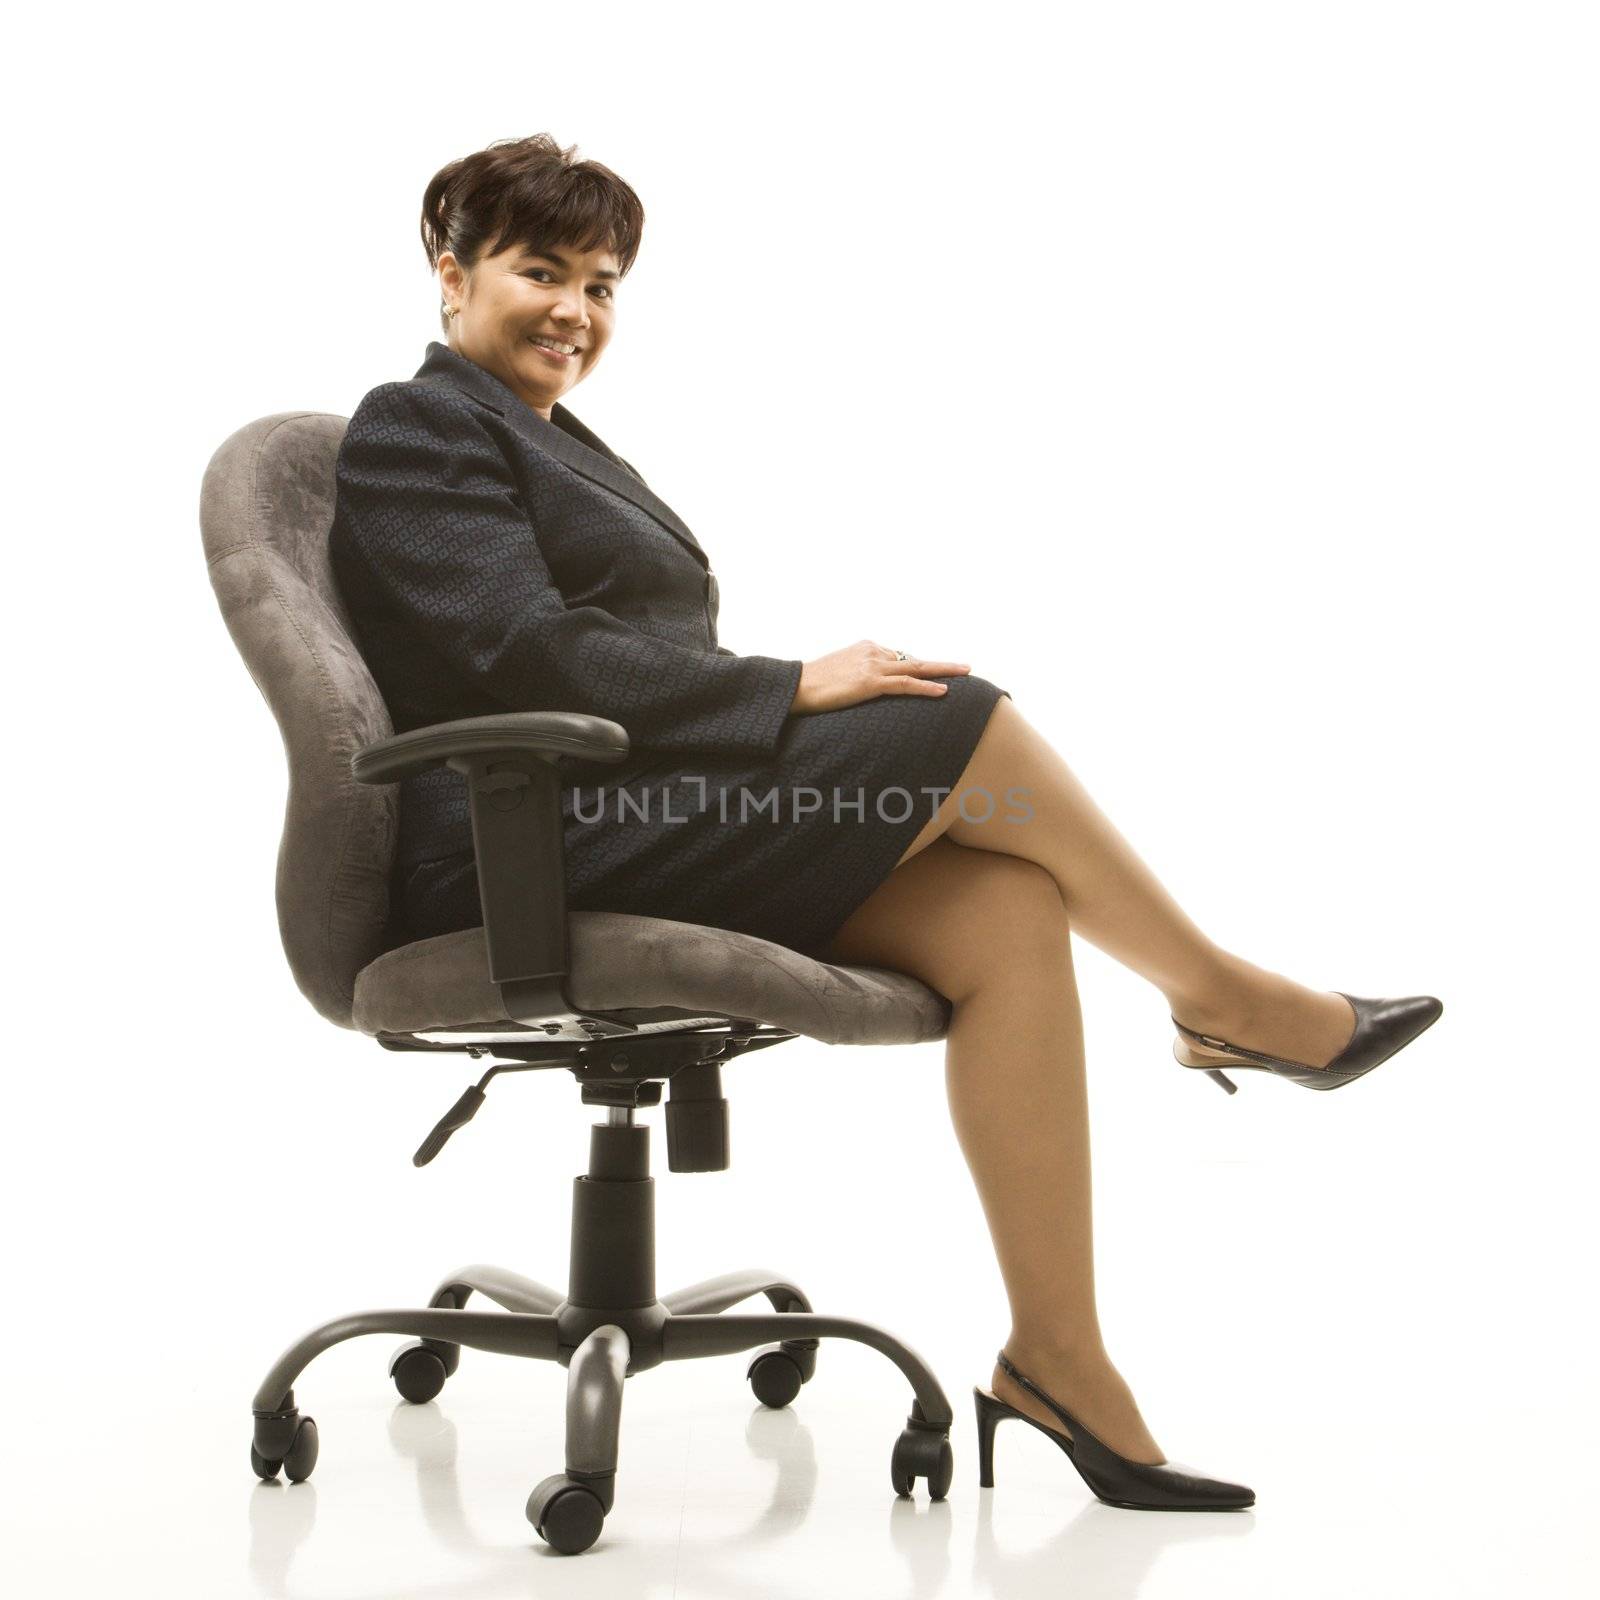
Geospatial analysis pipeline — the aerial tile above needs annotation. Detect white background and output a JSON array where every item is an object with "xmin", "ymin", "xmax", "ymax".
[{"xmin": 6, "ymin": 2, "xmax": 1596, "ymax": 1595}]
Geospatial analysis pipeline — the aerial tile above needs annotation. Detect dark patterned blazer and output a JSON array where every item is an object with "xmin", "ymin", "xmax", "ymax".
[{"xmin": 328, "ymin": 340, "xmax": 805, "ymax": 869}]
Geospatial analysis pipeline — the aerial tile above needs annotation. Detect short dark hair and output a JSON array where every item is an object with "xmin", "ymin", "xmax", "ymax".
[{"xmin": 419, "ymin": 134, "xmax": 645, "ymax": 331}]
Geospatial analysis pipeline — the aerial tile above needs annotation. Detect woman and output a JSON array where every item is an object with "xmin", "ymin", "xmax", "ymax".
[{"xmin": 330, "ymin": 134, "xmax": 1442, "ymax": 1512}]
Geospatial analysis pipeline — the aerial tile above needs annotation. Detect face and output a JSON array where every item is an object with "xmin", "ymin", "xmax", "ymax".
[{"xmin": 439, "ymin": 240, "xmax": 619, "ymax": 419}]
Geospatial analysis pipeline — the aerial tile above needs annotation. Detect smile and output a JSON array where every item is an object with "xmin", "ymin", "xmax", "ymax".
[{"xmin": 528, "ymin": 336, "xmax": 579, "ymax": 362}]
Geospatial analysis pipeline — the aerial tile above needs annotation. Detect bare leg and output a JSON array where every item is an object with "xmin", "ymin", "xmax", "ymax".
[
  {"xmin": 893, "ymin": 695, "xmax": 1356, "ymax": 1068},
  {"xmin": 821, "ymin": 837, "xmax": 1166, "ymax": 1464}
]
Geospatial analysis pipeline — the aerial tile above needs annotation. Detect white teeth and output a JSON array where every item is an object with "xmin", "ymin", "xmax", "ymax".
[{"xmin": 531, "ymin": 337, "xmax": 577, "ymax": 354}]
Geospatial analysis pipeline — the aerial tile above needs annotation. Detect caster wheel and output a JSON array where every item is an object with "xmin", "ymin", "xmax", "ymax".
[
  {"xmin": 251, "ymin": 1414, "xmax": 317, "ymax": 1482},
  {"xmin": 526, "ymin": 1475, "xmax": 606, "ymax": 1555},
  {"xmin": 891, "ymin": 1426, "xmax": 953, "ymax": 1500},
  {"xmin": 390, "ymin": 1341, "xmax": 449, "ymax": 1403},
  {"xmin": 252, "ymin": 1396, "xmax": 305, "ymax": 1482},
  {"xmin": 747, "ymin": 1349, "xmax": 804, "ymax": 1409},
  {"xmin": 282, "ymin": 1417, "xmax": 319, "ymax": 1482}
]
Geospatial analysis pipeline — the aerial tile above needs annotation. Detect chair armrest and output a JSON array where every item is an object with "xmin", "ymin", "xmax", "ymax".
[
  {"xmin": 352, "ymin": 711, "xmax": 635, "ymax": 1038},
  {"xmin": 353, "ymin": 710, "xmax": 629, "ymax": 784}
]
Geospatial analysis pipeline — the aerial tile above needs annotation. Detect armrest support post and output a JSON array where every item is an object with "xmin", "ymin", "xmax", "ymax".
[
  {"xmin": 352, "ymin": 711, "xmax": 636, "ymax": 1037},
  {"xmin": 451, "ymin": 750, "xmax": 567, "ymax": 987}
]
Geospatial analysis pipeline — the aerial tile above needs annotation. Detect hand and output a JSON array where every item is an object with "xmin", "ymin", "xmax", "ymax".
[{"xmin": 790, "ymin": 640, "xmax": 972, "ymax": 715}]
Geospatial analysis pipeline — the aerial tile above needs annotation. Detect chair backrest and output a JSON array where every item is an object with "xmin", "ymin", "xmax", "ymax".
[{"xmin": 199, "ymin": 412, "xmax": 396, "ymax": 1028}]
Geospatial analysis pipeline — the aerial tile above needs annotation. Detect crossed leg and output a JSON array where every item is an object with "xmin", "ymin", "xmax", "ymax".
[{"xmin": 892, "ymin": 695, "xmax": 1356, "ymax": 1065}]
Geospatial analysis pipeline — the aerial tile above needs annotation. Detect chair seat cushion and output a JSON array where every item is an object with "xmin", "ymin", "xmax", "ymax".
[{"xmin": 352, "ymin": 912, "xmax": 952, "ymax": 1046}]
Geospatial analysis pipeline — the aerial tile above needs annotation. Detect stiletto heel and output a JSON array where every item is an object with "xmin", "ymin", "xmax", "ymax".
[
  {"xmin": 976, "ymin": 1352, "xmax": 1254, "ymax": 1511},
  {"xmin": 975, "ymin": 1385, "xmax": 1005, "ymax": 1488},
  {"xmin": 1172, "ymin": 991, "xmax": 1443, "ymax": 1093}
]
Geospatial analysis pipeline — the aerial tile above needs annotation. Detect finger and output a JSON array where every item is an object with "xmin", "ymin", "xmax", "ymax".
[
  {"xmin": 886, "ymin": 675, "xmax": 950, "ymax": 695},
  {"xmin": 883, "ymin": 660, "xmax": 970, "ymax": 677}
]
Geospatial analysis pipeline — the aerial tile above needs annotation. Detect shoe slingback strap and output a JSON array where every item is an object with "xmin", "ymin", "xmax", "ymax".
[
  {"xmin": 995, "ymin": 1350, "xmax": 1098, "ymax": 1448},
  {"xmin": 1169, "ymin": 1015, "xmax": 1325, "ymax": 1074}
]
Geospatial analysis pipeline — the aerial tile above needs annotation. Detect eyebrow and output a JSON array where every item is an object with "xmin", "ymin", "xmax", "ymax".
[{"xmin": 523, "ymin": 249, "xmax": 619, "ymax": 281}]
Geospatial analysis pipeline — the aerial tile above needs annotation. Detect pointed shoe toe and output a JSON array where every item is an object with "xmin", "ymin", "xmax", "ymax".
[
  {"xmin": 1319, "ymin": 992, "xmax": 1444, "ymax": 1089},
  {"xmin": 1065, "ymin": 1428, "xmax": 1256, "ymax": 1511},
  {"xmin": 1095, "ymin": 1456, "xmax": 1255, "ymax": 1511}
]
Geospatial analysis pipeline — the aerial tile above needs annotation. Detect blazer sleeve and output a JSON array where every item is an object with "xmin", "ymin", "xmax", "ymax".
[{"xmin": 332, "ymin": 382, "xmax": 803, "ymax": 758}]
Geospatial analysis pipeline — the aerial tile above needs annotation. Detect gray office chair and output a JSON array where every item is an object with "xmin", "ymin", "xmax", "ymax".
[{"xmin": 200, "ymin": 411, "xmax": 958, "ymax": 1555}]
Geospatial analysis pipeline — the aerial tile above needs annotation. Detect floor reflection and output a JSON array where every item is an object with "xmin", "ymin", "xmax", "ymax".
[
  {"xmin": 970, "ymin": 1487, "xmax": 1254, "ymax": 1595},
  {"xmin": 245, "ymin": 1393, "xmax": 1253, "ymax": 1600}
]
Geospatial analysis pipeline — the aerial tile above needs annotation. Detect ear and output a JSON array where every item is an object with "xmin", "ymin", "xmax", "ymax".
[{"xmin": 437, "ymin": 250, "xmax": 465, "ymax": 300}]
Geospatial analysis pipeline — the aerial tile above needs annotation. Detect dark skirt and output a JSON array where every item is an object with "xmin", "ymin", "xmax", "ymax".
[{"xmin": 401, "ymin": 672, "xmax": 1011, "ymax": 960}]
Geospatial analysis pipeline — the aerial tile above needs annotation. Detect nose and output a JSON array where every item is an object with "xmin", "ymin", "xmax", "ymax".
[{"xmin": 551, "ymin": 288, "xmax": 590, "ymax": 329}]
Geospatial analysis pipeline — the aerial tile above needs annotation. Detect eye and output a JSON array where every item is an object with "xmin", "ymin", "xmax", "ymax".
[{"xmin": 523, "ymin": 267, "xmax": 612, "ymax": 299}]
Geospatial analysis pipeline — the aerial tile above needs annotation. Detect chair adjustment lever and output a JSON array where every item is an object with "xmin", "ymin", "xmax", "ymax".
[
  {"xmin": 413, "ymin": 1084, "xmax": 487, "ymax": 1167},
  {"xmin": 410, "ymin": 1057, "xmax": 569, "ymax": 1167}
]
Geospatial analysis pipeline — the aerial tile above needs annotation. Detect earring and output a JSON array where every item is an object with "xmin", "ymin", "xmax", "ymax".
[{"xmin": 443, "ymin": 302, "xmax": 459, "ymax": 318}]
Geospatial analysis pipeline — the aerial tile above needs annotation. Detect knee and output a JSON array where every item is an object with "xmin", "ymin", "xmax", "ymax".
[
  {"xmin": 977, "ymin": 853, "xmax": 1065, "ymax": 930},
  {"xmin": 939, "ymin": 854, "xmax": 1069, "ymax": 1000},
  {"xmin": 820, "ymin": 840, "xmax": 1067, "ymax": 1001}
]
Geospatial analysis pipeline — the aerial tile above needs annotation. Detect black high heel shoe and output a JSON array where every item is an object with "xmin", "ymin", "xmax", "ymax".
[
  {"xmin": 1172, "ymin": 992, "xmax": 1443, "ymax": 1095},
  {"xmin": 975, "ymin": 1351, "xmax": 1254, "ymax": 1510}
]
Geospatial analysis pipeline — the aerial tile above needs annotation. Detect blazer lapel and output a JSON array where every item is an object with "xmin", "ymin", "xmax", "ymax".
[{"xmin": 411, "ymin": 341, "xmax": 708, "ymax": 567}]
